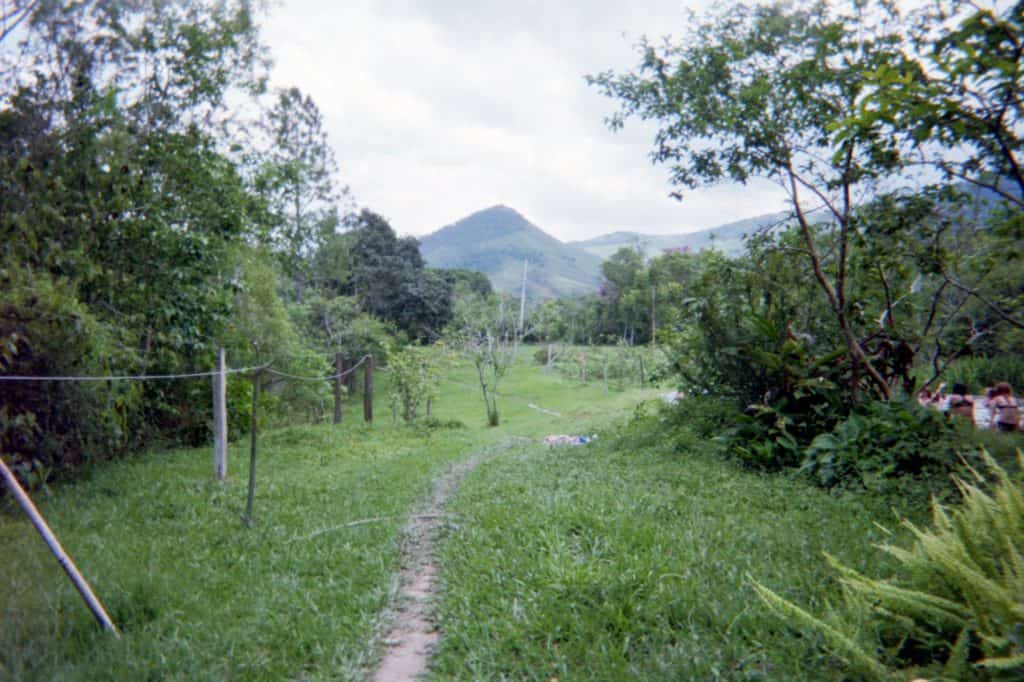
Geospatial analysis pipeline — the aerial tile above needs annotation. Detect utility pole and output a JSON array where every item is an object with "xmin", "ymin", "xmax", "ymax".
[{"xmin": 518, "ymin": 259, "xmax": 528, "ymax": 336}]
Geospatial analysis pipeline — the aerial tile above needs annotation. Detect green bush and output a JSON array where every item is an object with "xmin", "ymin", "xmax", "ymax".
[
  {"xmin": 1, "ymin": 269, "xmax": 141, "ymax": 483},
  {"xmin": 720, "ymin": 378, "xmax": 846, "ymax": 471},
  {"xmin": 755, "ymin": 452, "xmax": 1024, "ymax": 680},
  {"xmin": 801, "ymin": 399, "xmax": 967, "ymax": 495},
  {"xmin": 417, "ymin": 416, "xmax": 467, "ymax": 430},
  {"xmin": 669, "ymin": 395, "xmax": 742, "ymax": 438}
]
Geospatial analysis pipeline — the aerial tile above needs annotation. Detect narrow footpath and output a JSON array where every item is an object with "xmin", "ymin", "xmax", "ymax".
[{"xmin": 370, "ymin": 443, "xmax": 509, "ymax": 681}]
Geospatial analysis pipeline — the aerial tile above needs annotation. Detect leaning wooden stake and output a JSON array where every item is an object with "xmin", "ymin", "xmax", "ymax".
[
  {"xmin": 244, "ymin": 367, "xmax": 262, "ymax": 527},
  {"xmin": 213, "ymin": 348, "xmax": 228, "ymax": 481},
  {"xmin": 364, "ymin": 355, "xmax": 374, "ymax": 424},
  {"xmin": 0, "ymin": 456, "xmax": 120, "ymax": 637}
]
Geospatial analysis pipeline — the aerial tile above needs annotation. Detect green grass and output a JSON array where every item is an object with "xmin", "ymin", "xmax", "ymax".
[
  {"xmin": 5, "ymin": 347, "xmax": 957, "ymax": 680},
  {"xmin": 430, "ymin": 426, "xmax": 913, "ymax": 680},
  {"xmin": 0, "ymin": 348, "xmax": 656, "ymax": 680}
]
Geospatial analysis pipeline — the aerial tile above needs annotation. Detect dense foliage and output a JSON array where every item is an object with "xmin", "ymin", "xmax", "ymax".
[
  {"xmin": 0, "ymin": 1, "xmax": 464, "ymax": 482},
  {"xmin": 582, "ymin": 0, "xmax": 1023, "ymax": 488}
]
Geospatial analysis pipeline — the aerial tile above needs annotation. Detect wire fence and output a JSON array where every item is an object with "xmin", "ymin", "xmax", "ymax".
[
  {"xmin": 264, "ymin": 355, "xmax": 370, "ymax": 383},
  {"xmin": 0, "ymin": 354, "xmax": 377, "ymax": 385},
  {"xmin": 0, "ymin": 365, "xmax": 265, "ymax": 383}
]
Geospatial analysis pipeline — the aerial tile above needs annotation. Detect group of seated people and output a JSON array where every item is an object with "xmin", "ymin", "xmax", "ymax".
[{"xmin": 917, "ymin": 381, "xmax": 1021, "ymax": 432}]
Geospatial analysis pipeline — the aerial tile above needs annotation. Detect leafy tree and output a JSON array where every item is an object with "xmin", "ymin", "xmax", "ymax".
[
  {"xmin": 311, "ymin": 231, "xmax": 357, "ymax": 296},
  {"xmin": 596, "ymin": 246, "xmax": 648, "ymax": 344},
  {"xmin": 349, "ymin": 210, "xmax": 452, "ymax": 341},
  {"xmin": 386, "ymin": 344, "xmax": 445, "ymax": 422},
  {"xmin": 589, "ymin": 0, "xmax": 906, "ymax": 397},
  {"xmin": 0, "ymin": 0, "xmax": 277, "ymax": 476},
  {"xmin": 850, "ymin": 0, "xmax": 1024, "ymax": 206},
  {"xmin": 843, "ymin": 0, "xmax": 1024, "ymax": 342},
  {"xmin": 447, "ymin": 293, "xmax": 519, "ymax": 426},
  {"xmin": 445, "ymin": 268, "xmax": 493, "ymax": 298},
  {"xmin": 254, "ymin": 87, "xmax": 347, "ymax": 285}
]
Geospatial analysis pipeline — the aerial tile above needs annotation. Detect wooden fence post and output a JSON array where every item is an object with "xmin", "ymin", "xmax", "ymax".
[
  {"xmin": 334, "ymin": 352, "xmax": 343, "ymax": 424},
  {"xmin": 213, "ymin": 348, "xmax": 227, "ymax": 482},
  {"xmin": 0, "ymin": 456, "xmax": 120, "ymax": 637},
  {"xmin": 346, "ymin": 357, "xmax": 357, "ymax": 394},
  {"xmin": 364, "ymin": 355, "xmax": 374, "ymax": 424},
  {"xmin": 244, "ymin": 368, "xmax": 261, "ymax": 526}
]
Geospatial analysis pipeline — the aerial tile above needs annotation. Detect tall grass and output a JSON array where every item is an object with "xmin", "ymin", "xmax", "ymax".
[{"xmin": 430, "ymin": 418, "xmax": 910, "ymax": 680}]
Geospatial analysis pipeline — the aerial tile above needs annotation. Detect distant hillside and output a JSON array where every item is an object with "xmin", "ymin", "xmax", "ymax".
[
  {"xmin": 419, "ymin": 205, "xmax": 603, "ymax": 298},
  {"xmin": 569, "ymin": 212, "xmax": 789, "ymax": 259}
]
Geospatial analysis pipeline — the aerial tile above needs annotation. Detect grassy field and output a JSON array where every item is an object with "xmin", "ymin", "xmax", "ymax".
[
  {"xmin": 2, "ymin": 347, "xmax": 943, "ymax": 680},
  {"xmin": 0, "ymin": 349, "xmax": 654, "ymax": 680},
  {"xmin": 430, "ymin": 429, "xmax": 911, "ymax": 680}
]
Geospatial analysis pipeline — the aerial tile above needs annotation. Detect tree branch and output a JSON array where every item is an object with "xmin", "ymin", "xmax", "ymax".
[{"xmin": 941, "ymin": 270, "xmax": 1024, "ymax": 329}]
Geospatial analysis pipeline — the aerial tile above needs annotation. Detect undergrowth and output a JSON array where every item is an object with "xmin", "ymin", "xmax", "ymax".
[{"xmin": 755, "ymin": 452, "xmax": 1024, "ymax": 680}]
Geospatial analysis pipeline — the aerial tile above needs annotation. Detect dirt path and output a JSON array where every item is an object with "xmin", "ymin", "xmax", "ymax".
[{"xmin": 370, "ymin": 444, "xmax": 505, "ymax": 681}]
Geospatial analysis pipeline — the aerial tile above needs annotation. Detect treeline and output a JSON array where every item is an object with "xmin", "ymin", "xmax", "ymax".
[
  {"xmin": 575, "ymin": 0, "xmax": 1024, "ymax": 492},
  {"xmin": 0, "ymin": 1, "xmax": 486, "ymax": 482}
]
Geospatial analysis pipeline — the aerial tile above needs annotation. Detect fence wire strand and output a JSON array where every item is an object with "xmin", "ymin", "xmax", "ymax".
[
  {"xmin": 0, "ymin": 365, "xmax": 265, "ymax": 383},
  {"xmin": 264, "ymin": 355, "xmax": 370, "ymax": 383}
]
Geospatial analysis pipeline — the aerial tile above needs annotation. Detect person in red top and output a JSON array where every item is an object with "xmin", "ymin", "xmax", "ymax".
[{"xmin": 990, "ymin": 382, "xmax": 1021, "ymax": 432}]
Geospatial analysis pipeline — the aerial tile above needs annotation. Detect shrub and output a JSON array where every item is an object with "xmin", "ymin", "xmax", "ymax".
[
  {"xmin": 720, "ymin": 378, "xmax": 846, "ymax": 471},
  {"xmin": 386, "ymin": 343, "xmax": 445, "ymax": 423},
  {"xmin": 1, "ymin": 270, "xmax": 141, "ymax": 483},
  {"xmin": 801, "ymin": 399, "xmax": 967, "ymax": 495},
  {"xmin": 754, "ymin": 452, "xmax": 1024, "ymax": 680},
  {"xmin": 417, "ymin": 416, "xmax": 466, "ymax": 430},
  {"xmin": 669, "ymin": 395, "xmax": 742, "ymax": 438}
]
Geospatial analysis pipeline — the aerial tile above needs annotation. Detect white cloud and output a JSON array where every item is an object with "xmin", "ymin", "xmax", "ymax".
[{"xmin": 262, "ymin": 0, "xmax": 790, "ymax": 240}]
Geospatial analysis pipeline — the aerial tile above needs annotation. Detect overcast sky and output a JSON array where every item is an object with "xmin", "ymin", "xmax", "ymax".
[{"xmin": 262, "ymin": 1, "xmax": 790, "ymax": 241}]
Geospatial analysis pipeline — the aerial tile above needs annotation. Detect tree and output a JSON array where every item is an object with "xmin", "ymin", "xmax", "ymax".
[
  {"xmin": 850, "ymin": 1, "xmax": 1024, "ymax": 206},
  {"xmin": 843, "ymin": 0, "xmax": 1024, "ymax": 339},
  {"xmin": 589, "ymin": 0, "xmax": 906, "ymax": 398},
  {"xmin": 349, "ymin": 210, "xmax": 453, "ymax": 341},
  {"xmin": 254, "ymin": 87, "xmax": 347, "ymax": 283},
  {"xmin": 310, "ymin": 231, "xmax": 358, "ymax": 296},
  {"xmin": 0, "ymin": 0, "xmax": 37, "ymax": 44},
  {"xmin": 0, "ymin": 0, "xmax": 277, "ymax": 474},
  {"xmin": 447, "ymin": 293, "xmax": 519, "ymax": 426},
  {"xmin": 597, "ymin": 246, "xmax": 647, "ymax": 344}
]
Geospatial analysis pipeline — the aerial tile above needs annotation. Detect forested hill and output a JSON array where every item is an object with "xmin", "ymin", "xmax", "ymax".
[
  {"xmin": 569, "ymin": 212, "xmax": 789, "ymax": 259},
  {"xmin": 419, "ymin": 206, "xmax": 603, "ymax": 297}
]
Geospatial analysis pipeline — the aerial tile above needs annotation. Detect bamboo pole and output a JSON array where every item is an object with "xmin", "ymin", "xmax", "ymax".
[{"xmin": 0, "ymin": 456, "xmax": 120, "ymax": 637}]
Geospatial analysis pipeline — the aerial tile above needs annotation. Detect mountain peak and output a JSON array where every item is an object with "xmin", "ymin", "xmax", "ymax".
[{"xmin": 419, "ymin": 206, "xmax": 603, "ymax": 297}]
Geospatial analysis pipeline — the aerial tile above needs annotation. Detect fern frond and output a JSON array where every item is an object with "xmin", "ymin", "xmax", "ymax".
[
  {"xmin": 752, "ymin": 580, "xmax": 897, "ymax": 681},
  {"xmin": 976, "ymin": 651, "xmax": 1024, "ymax": 672}
]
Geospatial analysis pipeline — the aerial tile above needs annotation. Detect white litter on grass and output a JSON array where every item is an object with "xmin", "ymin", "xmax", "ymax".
[
  {"xmin": 661, "ymin": 391, "xmax": 681, "ymax": 405},
  {"xmin": 543, "ymin": 434, "xmax": 596, "ymax": 446}
]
